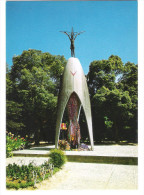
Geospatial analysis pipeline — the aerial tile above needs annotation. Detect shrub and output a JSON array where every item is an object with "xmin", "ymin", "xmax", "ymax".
[{"xmin": 49, "ymin": 149, "xmax": 67, "ymax": 168}]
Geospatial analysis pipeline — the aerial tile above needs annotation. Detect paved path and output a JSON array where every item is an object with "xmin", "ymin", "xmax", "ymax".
[
  {"xmin": 7, "ymin": 145, "xmax": 138, "ymax": 190},
  {"xmin": 6, "ymin": 157, "xmax": 137, "ymax": 190},
  {"xmin": 36, "ymin": 162, "xmax": 138, "ymax": 190},
  {"xmin": 13, "ymin": 145, "xmax": 138, "ymax": 158}
]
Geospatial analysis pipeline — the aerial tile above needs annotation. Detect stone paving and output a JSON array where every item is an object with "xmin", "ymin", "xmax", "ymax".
[
  {"xmin": 6, "ymin": 158, "xmax": 138, "ymax": 190},
  {"xmin": 12, "ymin": 145, "xmax": 138, "ymax": 164},
  {"xmin": 35, "ymin": 162, "xmax": 138, "ymax": 190},
  {"xmin": 13, "ymin": 145, "xmax": 138, "ymax": 157},
  {"xmin": 6, "ymin": 145, "xmax": 138, "ymax": 190}
]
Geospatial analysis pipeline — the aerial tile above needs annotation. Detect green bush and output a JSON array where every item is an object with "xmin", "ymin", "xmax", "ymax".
[{"xmin": 49, "ymin": 149, "xmax": 67, "ymax": 168}]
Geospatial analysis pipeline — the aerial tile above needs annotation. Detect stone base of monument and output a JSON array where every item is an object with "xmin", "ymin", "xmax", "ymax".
[{"xmin": 13, "ymin": 145, "xmax": 138, "ymax": 165}]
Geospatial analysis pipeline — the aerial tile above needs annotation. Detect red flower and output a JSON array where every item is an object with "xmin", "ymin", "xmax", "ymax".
[
  {"xmin": 11, "ymin": 137, "xmax": 13, "ymax": 139},
  {"xmin": 22, "ymin": 137, "xmax": 24, "ymax": 139},
  {"xmin": 15, "ymin": 138, "xmax": 17, "ymax": 141}
]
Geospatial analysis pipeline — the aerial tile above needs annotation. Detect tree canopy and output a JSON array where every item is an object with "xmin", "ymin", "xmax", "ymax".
[
  {"xmin": 87, "ymin": 55, "xmax": 137, "ymax": 143},
  {"xmin": 6, "ymin": 51, "xmax": 137, "ymax": 144},
  {"xmin": 6, "ymin": 49, "xmax": 67, "ymax": 144}
]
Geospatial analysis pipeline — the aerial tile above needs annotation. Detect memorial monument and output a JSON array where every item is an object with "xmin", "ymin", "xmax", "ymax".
[{"xmin": 55, "ymin": 27, "xmax": 94, "ymax": 150}]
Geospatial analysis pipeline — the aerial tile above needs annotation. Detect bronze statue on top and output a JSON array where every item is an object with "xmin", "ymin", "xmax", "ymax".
[{"xmin": 60, "ymin": 27, "xmax": 85, "ymax": 57}]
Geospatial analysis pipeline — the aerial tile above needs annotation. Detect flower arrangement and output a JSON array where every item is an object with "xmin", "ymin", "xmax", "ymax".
[
  {"xmin": 6, "ymin": 131, "xmax": 30, "ymax": 158},
  {"xmin": 58, "ymin": 140, "xmax": 70, "ymax": 151}
]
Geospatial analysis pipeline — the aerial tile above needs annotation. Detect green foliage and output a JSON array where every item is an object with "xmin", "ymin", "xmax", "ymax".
[
  {"xmin": 6, "ymin": 101, "xmax": 25, "ymax": 133},
  {"xmin": 7, "ymin": 50, "xmax": 137, "ymax": 144},
  {"xmin": 104, "ymin": 116, "xmax": 113, "ymax": 129},
  {"xmin": 6, "ymin": 160, "xmax": 56, "ymax": 189},
  {"xmin": 6, "ymin": 49, "xmax": 67, "ymax": 143},
  {"xmin": 87, "ymin": 55, "xmax": 137, "ymax": 142},
  {"xmin": 49, "ymin": 149, "xmax": 67, "ymax": 168},
  {"xmin": 6, "ymin": 181, "xmax": 34, "ymax": 190},
  {"xmin": 87, "ymin": 55, "xmax": 123, "ymax": 97},
  {"xmin": 6, "ymin": 132, "xmax": 29, "ymax": 158}
]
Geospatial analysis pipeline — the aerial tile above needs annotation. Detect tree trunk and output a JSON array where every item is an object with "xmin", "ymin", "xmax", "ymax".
[
  {"xmin": 35, "ymin": 129, "xmax": 40, "ymax": 145},
  {"xmin": 114, "ymin": 120, "xmax": 119, "ymax": 143}
]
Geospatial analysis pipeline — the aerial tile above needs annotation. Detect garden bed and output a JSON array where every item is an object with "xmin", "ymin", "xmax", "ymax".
[{"xmin": 6, "ymin": 149, "xmax": 67, "ymax": 190}]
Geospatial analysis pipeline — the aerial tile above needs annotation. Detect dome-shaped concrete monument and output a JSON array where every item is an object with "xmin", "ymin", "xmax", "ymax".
[{"xmin": 55, "ymin": 57, "xmax": 94, "ymax": 150}]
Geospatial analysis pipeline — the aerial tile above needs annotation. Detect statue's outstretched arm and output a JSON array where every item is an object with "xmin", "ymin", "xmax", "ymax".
[
  {"xmin": 60, "ymin": 31, "xmax": 71, "ymax": 40},
  {"xmin": 74, "ymin": 31, "xmax": 85, "ymax": 40}
]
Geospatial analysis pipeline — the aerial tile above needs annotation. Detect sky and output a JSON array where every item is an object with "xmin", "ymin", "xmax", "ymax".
[{"xmin": 6, "ymin": 1, "xmax": 137, "ymax": 74}]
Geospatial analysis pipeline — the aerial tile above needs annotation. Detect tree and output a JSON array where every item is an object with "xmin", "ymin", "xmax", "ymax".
[
  {"xmin": 7, "ymin": 49, "xmax": 67, "ymax": 144},
  {"xmin": 118, "ymin": 62, "xmax": 138, "ymax": 141},
  {"xmin": 87, "ymin": 55, "xmax": 123, "ymax": 98},
  {"xmin": 87, "ymin": 55, "xmax": 137, "ymax": 143},
  {"xmin": 92, "ymin": 86, "xmax": 133, "ymax": 142},
  {"xmin": 6, "ymin": 64, "xmax": 25, "ymax": 133}
]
